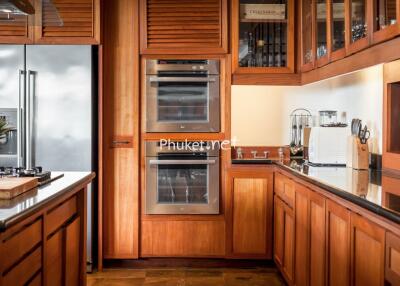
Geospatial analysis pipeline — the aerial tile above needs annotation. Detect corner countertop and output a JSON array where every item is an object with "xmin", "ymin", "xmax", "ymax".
[
  {"xmin": 0, "ymin": 172, "xmax": 95, "ymax": 232},
  {"xmin": 232, "ymin": 158, "xmax": 400, "ymax": 224}
]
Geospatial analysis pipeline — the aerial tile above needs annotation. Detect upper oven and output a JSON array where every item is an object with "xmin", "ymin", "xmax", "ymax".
[{"xmin": 145, "ymin": 59, "xmax": 220, "ymax": 133}]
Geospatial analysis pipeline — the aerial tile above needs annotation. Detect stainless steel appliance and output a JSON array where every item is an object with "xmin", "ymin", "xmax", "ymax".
[
  {"xmin": 145, "ymin": 141, "xmax": 220, "ymax": 214},
  {"xmin": 0, "ymin": 45, "xmax": 95, "ymax": 270},
  {"xmin": 145, "ymin": 59, "xmax": 220, "ymax": 133}
]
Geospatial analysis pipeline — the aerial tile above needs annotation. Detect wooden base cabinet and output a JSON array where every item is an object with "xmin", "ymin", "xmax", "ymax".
[
  {"xmin": 350, "ymin": 213, "xmax": 385, "ymax": 286},
  {"xmin": 386, "ymin": 232, "xmax": 400, "ymax": 285},
  {"xmin": 227, "ymin": 167, "xmax": 274, "ymax": 258},
  {"xmin": 326, "ymin": 199, "xmax": 351, "ymax": 286},
  {"xmin": 274, "ymin": 195, "xmax": 295, "ymax": 285},
  {"xmin": 294, "ymin": 183, "xmax": 326, "ymax": 286}
]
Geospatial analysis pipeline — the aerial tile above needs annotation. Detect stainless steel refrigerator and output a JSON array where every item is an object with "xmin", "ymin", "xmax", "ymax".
[{"xmin": 0, "ymin": 45, "xmax": 96, "ymax": 271}]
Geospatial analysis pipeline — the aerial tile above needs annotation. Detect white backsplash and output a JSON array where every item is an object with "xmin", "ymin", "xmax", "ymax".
[{"xmin": 231, "ymin": 64, "xmax": 383, "ymax": 154}]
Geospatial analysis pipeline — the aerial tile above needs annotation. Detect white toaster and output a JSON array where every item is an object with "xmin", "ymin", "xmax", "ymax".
[{"xmin": 308, "ymin": 127, "xmax": 350, "ymax": 166}]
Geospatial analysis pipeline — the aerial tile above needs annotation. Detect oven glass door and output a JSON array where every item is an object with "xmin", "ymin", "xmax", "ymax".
[
  {"xmin": 146, "ymin": 74, "xmax": 220, "ymax": 132},
  {"xmin": 146, "ymin": 155, "xmax": 220, "ymax": 214},
  {"xmin": 157, "ymin": 163, "xmax": 208, "ymax": 204}
]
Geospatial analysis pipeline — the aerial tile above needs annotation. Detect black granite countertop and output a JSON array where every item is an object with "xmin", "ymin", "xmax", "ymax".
[
  {"xmin": 232, "ymin": 158, "xmax": 400, "ymax": 224},
  {"xmin": 0, "ymin": 172, "xmax": 95, "ymax": 232}
]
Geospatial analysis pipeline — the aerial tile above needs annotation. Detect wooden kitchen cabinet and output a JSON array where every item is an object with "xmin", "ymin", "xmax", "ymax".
[
  {"xmin": 274, "ymin": 195, "xmax": 295, "ymax": 285},
  {"xmin": 294, "ymin": 183, "xmax": 326, "ymax": 286},
  {"xmin": 383, "ymin": 59, "xmax": 400, "ymax": 172},
  {"xmin": 102, "ymin": 0, "xmax": 139, "ymax": 261},
  {"xmin": 372, "ymin": 0, "xmax": 400, "ymax": 44},
  {"xmin": 227, "ymin": 167, "xmax": 274, "ymax": 258},
  {"xmin": 140, "ymin": 0, "xmax": 228, "ymax": 54},
  {"xmin": 346, "ymin": 0, "xmax": 371, "ymax": 55},
  {"xmin": 350, "ymin": 212, "xmax": 385, "ymax": 286},
  {"xmin": 34, "ymin": 0, "xmax": 101, "ymax": 44},
  {"xmin": 231, "ymin": 0, "xmax": 295, "ymax": 83},
  {"xmin": 0, "ymin": 3, "xmax": 34, "ymax": 44},
  {"xmin": 386, "ymin": 232, "xmax": 400, "ymax": 285},
  {"xmin": 0, "ymin": 0, "xmax": 99, "ymax": 44},
  {"xmin": 326, "ymin": 199, "xmax": 351, "ymax": 286},
  {"xmin": 46, "ymin": 217, "xmax": 81, "ymax": 286}
]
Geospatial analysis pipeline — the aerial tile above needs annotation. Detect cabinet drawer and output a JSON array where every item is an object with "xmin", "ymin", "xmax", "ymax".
[
  {"xmin": 47, "ymin": 196, "xmax": 77, "ymax": 235},
  {"xmin": 3, "ymin": 246, "xmax": 42, "ymax": 286},
  {"xmin": 2, "ymin": 219, "xmax": 42, "ymax": 271},
  {"xmin": 275, "ymin": 173, "xmax": 295, "ymax": 207}
]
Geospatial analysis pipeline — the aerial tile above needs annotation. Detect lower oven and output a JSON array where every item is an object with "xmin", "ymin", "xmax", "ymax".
[{"xmin": 145, "ymin": 141, "xmax": 220, "ymax": 215}]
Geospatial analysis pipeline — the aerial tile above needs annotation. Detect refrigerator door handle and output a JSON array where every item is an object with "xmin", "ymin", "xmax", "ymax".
[
  {"xmin": 18, "ymin": 69, "xmax": 25, "ymax": 168},
  {"xmin": 26, "ymin": 70, "xmax": 37, "ymax": 170}
]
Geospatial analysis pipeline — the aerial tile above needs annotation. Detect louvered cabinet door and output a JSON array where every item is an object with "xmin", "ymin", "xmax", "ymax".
[
  {"xmin": 34, "ymin": 0, "xmax": 100, "ymax": 44},
  {"xmin": 0, "ymin": 11, "xmax": 33, "ymax": 43},
  {"xmin": 140, "ymin": 0, "xmax": 228, "ymax": 54}
]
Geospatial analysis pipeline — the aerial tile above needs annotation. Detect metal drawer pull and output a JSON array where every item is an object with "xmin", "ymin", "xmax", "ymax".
[{"xmin": 149, "ymin": 159, "xmax": 216, "ymax": 165}]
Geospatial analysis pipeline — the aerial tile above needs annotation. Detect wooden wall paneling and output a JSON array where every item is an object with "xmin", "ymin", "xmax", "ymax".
[
  {"xmin": 34, "ymin": 0, "xmax": 101, "ymax": 44},
  {"xmin": 326, "ymin": 199, "xmax": 351, "ymax": 286},
  {"xmin": 140, "ymin": 0, "xmax": 228, "ymax": 54},
  {"xmin": 102, "ymin": 0, "xmax": 139, "ymax": 259},
  {"xmin": 350, "ymin": 213, "xmax": 385, "ymax": 286},
  {"xmin": 386, "ymin": 232, "xmax": 400, "ymax": 285},
  {"xmin": 383, "ymin": 59, "xmax": 400, "ymax": 172}
]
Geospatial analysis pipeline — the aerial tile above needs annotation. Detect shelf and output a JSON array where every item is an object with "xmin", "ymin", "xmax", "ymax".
[{"xmin": 240, "ymin": 19, "xmax": 288, "ymax": 23}]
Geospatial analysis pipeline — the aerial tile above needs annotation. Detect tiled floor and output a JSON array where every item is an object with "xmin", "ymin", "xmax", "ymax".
[{"xmin": 87, "ymin": 267, "xmax": 286, "ymax": 286}]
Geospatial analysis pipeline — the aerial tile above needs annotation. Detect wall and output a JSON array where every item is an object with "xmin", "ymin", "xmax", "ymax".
[{"xmin": 231, "ymin": 64, "xmax": 384, "ymax": 154}]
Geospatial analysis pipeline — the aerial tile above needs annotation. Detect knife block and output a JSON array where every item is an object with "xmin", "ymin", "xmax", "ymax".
[{"xmin": 347, "ymin": 136, "xmax": 369, "ymax": 170}]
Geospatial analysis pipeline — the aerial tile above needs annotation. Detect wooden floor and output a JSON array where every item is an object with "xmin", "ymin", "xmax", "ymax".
[{"xmin": 87, "ymin": 267, "xmax": 286, "ymax": 286}]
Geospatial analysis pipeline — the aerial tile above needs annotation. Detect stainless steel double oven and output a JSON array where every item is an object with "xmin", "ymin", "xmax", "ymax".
[
  {"xmin": 145, "ymin": 59, "xmax": 220, "ymax": 133},
  {"xmin": 145, "ymin": 59, "xmax": 221, "ymax": 215},
  {"xmin": 145, "ymin": 141, "xmax": 220, "ymax": 215}
]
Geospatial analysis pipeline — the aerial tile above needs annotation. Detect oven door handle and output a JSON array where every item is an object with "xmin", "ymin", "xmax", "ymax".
[
  {"xmin": 149, "ymin": 76, "xmax": 216, "ymax": 83},
  {"xmin": 149, "ymin": 159, "xmax": 216, "ymax": 165}
]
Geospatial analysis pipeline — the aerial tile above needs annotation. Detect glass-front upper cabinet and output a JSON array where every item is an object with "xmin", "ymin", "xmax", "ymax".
[
  {"xmin": 373, "ymin": 0, "xmax": 400, "ymax": 44},
  {"xmin": 301, "ymin": 0, "xmax": 314, "ymax": 71},
  {"xmin": 316, "ymin": 0, "xmax": 329, "ymax": 65},
  {"xmin": 331, "ymin": 0, "xmax": 346, "ymax": 61},
  {"xmin": 347, "ymin": 0, "xmax": 369, "ymax": 54},
  {"xmin": 232, "ymin": 0, "xmax": 295, "ymax": 74}
]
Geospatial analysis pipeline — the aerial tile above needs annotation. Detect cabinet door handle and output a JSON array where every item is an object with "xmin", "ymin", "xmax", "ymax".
[{"xmin": 112, "ymin": 141, "xmax": 131, "ymax": 145}]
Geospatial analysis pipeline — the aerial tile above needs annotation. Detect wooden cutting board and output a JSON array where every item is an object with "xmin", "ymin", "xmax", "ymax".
[{"xmin": 0, "ymin": 177, "xmax": 39, "ymax": 200}]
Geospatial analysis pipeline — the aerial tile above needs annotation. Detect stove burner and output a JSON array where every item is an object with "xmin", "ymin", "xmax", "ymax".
[{"xmin": 0, "ymin": 167, "xmax": 51, "ymax": 183}]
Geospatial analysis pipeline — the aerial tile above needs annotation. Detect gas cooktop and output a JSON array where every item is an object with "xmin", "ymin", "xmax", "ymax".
[{"xmin": 0, "ymin": 167, "xmax": 52, "ymax": 185}]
